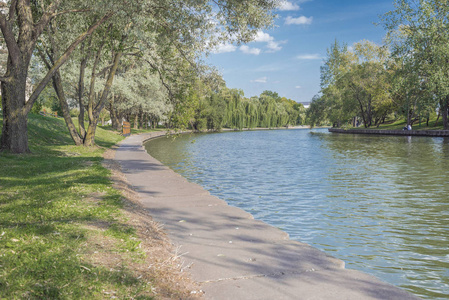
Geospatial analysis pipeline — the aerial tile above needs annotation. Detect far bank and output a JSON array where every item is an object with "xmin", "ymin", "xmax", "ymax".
[{"xmin": 328, "ymin": 128, "xmax": 449, "ymax": 137}]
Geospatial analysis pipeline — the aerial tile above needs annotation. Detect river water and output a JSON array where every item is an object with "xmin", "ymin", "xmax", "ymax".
[{"xmin": 145, "ymin": 128, "xmax": 449, "ymax": 299}]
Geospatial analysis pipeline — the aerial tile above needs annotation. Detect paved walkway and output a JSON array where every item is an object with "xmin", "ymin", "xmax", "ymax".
[{"xmin": 114, "ymin": 132, "xmax": 420, "ymax": 300}]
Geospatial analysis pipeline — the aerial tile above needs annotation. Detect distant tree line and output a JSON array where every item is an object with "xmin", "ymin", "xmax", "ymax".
[{"xmin": 186, "ymin": 88, "xmax": 306, "ymax": 131}]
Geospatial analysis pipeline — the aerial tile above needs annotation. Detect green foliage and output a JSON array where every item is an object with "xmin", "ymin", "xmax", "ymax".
[
  {"xmin": 382, "ymin": 0, "xmax": 449, "ymax": 129},
  {"xmin": 70, "ymin": 108, "xmax": 80, "ymax": 118},
  {"xmin": 307, "ymin": 3, "xmax": 449, "ymax": 129},
  {"xmin": 190, "ymin": 88, "xmax": 303, "ymax": 131},
  {"xmin": 310, "ymin": 40, "xmax": 396, "ymax": 128},
  {"xmin": 31, "ymin": 100, "xmax": 43, "ymax": 115},
  {"xmin": 50, "ymin": 99, "xmax": 63, "ymax": 118},
  {"xmin": 1, "ymin": 0, "xmax": 278, "ymax": 152},
  {"xmin": 307, "ymin": 94, "xmax": 328, "ymax": 128}
]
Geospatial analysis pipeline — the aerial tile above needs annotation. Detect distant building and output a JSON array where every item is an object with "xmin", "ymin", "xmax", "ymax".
[{"xmin": 300, "ymin": 102, "xmax": 310, "ymax": 109}]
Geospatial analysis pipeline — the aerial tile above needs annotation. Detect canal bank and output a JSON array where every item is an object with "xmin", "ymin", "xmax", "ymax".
[
  {"xmin": 114, "ymin": 131, "xmax": 419, "ymax": 299},
  {"xmin": 329, "ymin": 128, "xmax": 449, "ymax": 137}
]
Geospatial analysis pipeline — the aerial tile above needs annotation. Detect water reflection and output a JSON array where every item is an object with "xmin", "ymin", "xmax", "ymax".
[{"xmin": 145, "ymin": 129, "xmax": 449, "ymax": 299}]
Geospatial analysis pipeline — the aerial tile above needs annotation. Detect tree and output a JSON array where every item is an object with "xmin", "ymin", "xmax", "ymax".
[
  {"xmin": 1, "ymin": 0, "xmax": 278, "ymax": 153},
  {"xmin": 108, "ymin": 61, "xmax": 172, "ymax": 130},
  {"xmin": 316, "ymin": 40, "xmax": 392, "ymax": 128},
  {"xmin": 383, "ymin": 0, "xmax": 449, "ymax": 129},
  {"xmin": 307, "ymin": 94, "xmax": 329, "ymax": 128},
  {"xmin": 0, "ymin": 0, "xmax": 114, "ymax": 152},
  {"xmin": 318, "ymin": 40, "xmax": 356, "ymax": 127}
]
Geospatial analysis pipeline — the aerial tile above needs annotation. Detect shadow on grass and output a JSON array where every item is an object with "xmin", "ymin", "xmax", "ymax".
[{"xmin": 0, "ymin": 148, "xmax": 153, "ymax": 299}]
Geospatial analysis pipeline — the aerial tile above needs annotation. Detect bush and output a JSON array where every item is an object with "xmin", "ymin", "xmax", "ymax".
[
  {"xmin": 31, "ymin": 101, "xmax": 43, "ymax": 114},
  {"xmin": 70, "ymin": 108, "xmax": 80, "ymax": 118},
  {"xmin": 195, "ymin": 118, "xmax": 207, "ymax": 131},
  {"xmin": 50, "ymin": 99, "xmax": 63, "ymax": 117}
]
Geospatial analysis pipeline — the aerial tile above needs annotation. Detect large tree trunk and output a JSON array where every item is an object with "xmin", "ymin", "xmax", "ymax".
[
  {"xmin": 78, "ymin": 57, "xmax": 87, "ymax": 138},
  {"xmin": 110, "ymin": 104, "xmax": 121, "ymax": 131},
  {"xmin": 434, "ymin": 107, "xmax": 441, "ymax": 127},
  {"xmin": 36, "ymin": 39, "xmax": 83, "ymax": 146},
  {"xmin": 134, "ymin": 112, "xmax": 139, "ymax": 129},
  {"xmin": 51, "ymin": 70, "xmax": 83, "ymax": 145},
  {"xmin": 1, "ymin": 69, "xmax": 30, "ymax": 153},
  {"xmin": 84, "ymin": 110, "xmax": 98, "ymax": 147},
  {"xmin": 83, "ymin": 116, "xmax": 99, "ymax": 147},
  {"xmin": 84, "ymin": 51, "xmax": 122, "ymax": 147},
  {"xmin": 443, "ymin": 97, "xmax": 449, "ymax": 130}
]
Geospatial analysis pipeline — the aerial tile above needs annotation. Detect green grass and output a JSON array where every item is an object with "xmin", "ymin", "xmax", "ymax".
[
  {"xmin": 0, "ymin": 114, "xmax": 158, "ymax": 299},
  {"xmin": 347, "ymin": 115, "xmax": 446, "ymax": 131},
  {"xmin": 98, "ymin": 124, "xmax": 164, "ymax": 136}
]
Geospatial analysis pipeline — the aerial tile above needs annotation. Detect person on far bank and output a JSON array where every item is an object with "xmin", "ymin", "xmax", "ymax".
[{"xmin": 403, "ymin": 124, "xmax": 412, "ymax": 130}]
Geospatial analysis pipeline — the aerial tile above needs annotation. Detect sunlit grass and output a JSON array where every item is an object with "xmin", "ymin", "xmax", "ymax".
[
  {"xmin": 0, "ymin": 114, "xmax": 157, "ymax": 299},
  {"xmin": 349, "ymin": 115, "xmax": 445, "ymax": 131}
]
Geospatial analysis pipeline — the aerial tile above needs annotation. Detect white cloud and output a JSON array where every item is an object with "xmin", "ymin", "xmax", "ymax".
[
  {"xmin": 278, "ymin": 1, "xmax": 300, "ymax": 11},
  {"xmin": 240, "ymin": 45, "xmax": 261, "ymax": 55},
  {"xmin": 295, "ymin": 85, "xmax": 302, "ymax": 89},
  {"xmin": 251, "ymin": 77, "xmax": 268, "ymax": 83},
  {"xmin": 212, "ymin": 43, "xmax": 237, "ymax": 54},
  {"xmin": 285, "ymin": 16, "xmax": 313, "ymax": 25},
  {"xmin": 254, "ymin": 31, "xmax": 274, "ymax": 43},
  {"xmin": 267, "ymin": 40, "xmax": 283, "ymax": 52},
  {"xmin": 296, "ymin": 53, "xmax": 322, "ymax": 60},
  {"xmin": 252, "ymin": 31, "xmax": 285, "ymax": 53}
]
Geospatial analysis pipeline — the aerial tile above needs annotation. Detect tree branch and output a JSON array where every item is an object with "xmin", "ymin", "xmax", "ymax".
[
  {"xmin": 36, "ymin": 46, "xmax": 52, "ymax": 70},
  {"xmin": 25, "ymin": 12, "xmax": 114, "ymax": 113},
  {"xmin": 8, "ymin": 0, "xmax": 17, "ymax": 22},
  {"xmin": 52, "ymin": 9, "xmax": 92, "ymax": 17},
  {"xmin": 33, "ymin": 0, "xmax": 64, "ymax": 42},
  {"xmin": 94, "ymin": 51, "xmax": 123, "ymax": 114},
  {"xmin": 145, "ymin": 58, "xmax": 175, "ymax": 99},
  {"xmin": 0, "ymin": 11, "xmax": 20, "ymax": 67},
  {"xmin": 95, "ymin": 64, "xmax": 113, "ymax": 77}
]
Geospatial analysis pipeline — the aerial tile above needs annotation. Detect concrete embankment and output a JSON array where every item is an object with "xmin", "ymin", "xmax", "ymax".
[
  {"xmin": 114, "ymin": 131, "xmax": 420, "ymax": 300},
  {"xmin": 329, "ymin": 127, "xmax": 449, "ymax": 137}
]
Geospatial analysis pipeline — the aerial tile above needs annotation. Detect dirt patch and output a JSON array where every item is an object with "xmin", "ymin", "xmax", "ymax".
[
  {"xmin": 102, "ymin": 146, "xmax": 203, "ymax": 299},
  {"xmin": 85, "ymin": 191, "xmax": 107, "ymax": 205}
]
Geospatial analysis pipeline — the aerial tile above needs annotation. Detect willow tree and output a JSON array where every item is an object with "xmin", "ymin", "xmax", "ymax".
[{"xmin": 108, "ymin": 60, "xmax": 172, "ymax": 130}]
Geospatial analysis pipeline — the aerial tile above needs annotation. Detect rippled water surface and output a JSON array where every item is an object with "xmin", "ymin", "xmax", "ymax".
[{"xmin": 145, "ymin": 129, "xmax": 449, "ymax": 299}]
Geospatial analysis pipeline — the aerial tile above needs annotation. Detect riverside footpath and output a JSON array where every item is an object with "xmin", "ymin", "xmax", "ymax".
[{"xmin": 114, "ymin": 132, "xmax": 420, "ymax": 300}]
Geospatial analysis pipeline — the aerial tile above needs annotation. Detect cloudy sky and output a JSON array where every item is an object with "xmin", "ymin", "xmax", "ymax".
[{"xmin": 206, "ymin": 0, "xmax": 395, "ymax": 104}]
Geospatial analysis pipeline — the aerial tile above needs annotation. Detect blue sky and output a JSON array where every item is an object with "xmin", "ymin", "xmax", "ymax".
[{"xmin": 206, "ymin": 0, "xmax": 395, "ymax": 104}]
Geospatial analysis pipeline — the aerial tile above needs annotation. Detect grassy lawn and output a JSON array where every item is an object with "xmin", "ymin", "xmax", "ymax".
[
  {"xmin": 98, "ymin": 124, "xmax": 165, "ymax": 136},
  {"xmin": 347, "ymin": 116, "xmax": 445, "ymax": 131},
  {"xmin": 0, "ymin": 114, "xmax": 194, "ymax": 299}
]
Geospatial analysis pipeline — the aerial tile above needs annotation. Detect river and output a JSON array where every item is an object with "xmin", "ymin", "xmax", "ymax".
[{"xmin": 145, "ymin": 128, "xmax": 449, "ymax": 299}]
